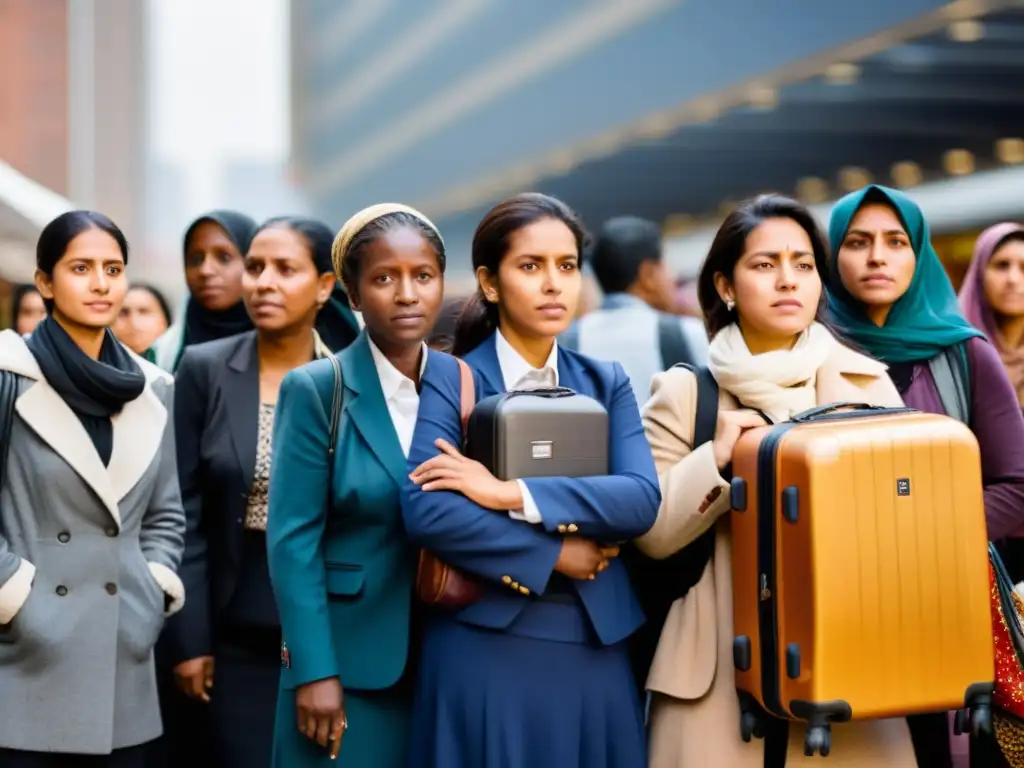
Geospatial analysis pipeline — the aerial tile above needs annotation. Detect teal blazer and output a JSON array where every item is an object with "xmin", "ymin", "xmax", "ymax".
[{"xmin": 267, "ymin": 332, "xmax": 416, "ymax": 692}]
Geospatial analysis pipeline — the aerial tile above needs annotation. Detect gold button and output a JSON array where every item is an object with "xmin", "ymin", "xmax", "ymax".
[
  {"xmin": 518, "ymin": 585, "xmax": 530, "ymax": 595},
  {"xmin": 557, "ymin": 524, "xmax": 567, "ymax": 533},
  {"xmin": 567, "ymin": 524, "xmax": 579, "ymax": 533},
  {"xmin": 502, "ymin": 575, "xmax": 512, "ymax": 584},
  {"xmin": 511, "ymin": 581, "xmax": 520, "ymax": 590}
]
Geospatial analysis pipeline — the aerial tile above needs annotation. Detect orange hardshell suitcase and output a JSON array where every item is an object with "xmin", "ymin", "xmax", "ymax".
[{"xmin": 730, "ymin": 402, "xmax": 994, "ymax": 757}]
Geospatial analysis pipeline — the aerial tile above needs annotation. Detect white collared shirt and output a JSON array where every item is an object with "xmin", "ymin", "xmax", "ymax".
[
  {"xmin": 494, "ymin": 329, "xmax": 558, "ymax": 524},
  {"xmin": 367, "ymin": 338, "xmax": 427, "ymax": 458}
]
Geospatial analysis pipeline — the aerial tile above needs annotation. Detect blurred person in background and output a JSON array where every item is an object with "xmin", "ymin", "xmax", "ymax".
[
  {"xmin": 560, "ymin": 215, "xmax": 707, "ymax": 406},
  {"xmin": 828, "ymin": 187, "xmax": 1024, "ymax": 768},
  {"xmin": 150, "ymin": 211, "xmax": 258, "ymax": 372},
  {"xmin": 115, "ymin": 284, "xmax": 173, "ymax": 360},
  {"xmin": 426, "ymin": 296, "xmax": 466, "ymax": 351},
  {"xmin": 673, "ymin": 277, "xmax": 702, "ymax": 317},
  {"xmin": 11, "ymin": 284, "xmax": 46, "ymax": 337},
  {"xmin": 163, "ymin": 217, "xmax": 347, "ymax": 768},
  {"xmin": 0, "ymin": 211, "xmax": 185, "ymax": 767}
]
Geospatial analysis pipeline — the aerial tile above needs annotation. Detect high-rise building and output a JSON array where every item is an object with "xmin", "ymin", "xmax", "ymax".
[{"xmin": 0, "ymin": 0, "xmax": 150, "ymax": 285}]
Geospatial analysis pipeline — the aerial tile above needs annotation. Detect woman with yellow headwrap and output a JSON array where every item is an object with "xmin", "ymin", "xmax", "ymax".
[{"xmin": 266, "ymin": 204, "xmax": 448, "ymax": 766}]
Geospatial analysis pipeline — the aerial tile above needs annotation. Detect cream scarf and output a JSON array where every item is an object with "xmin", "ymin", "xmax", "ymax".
[{"xmin": 707, "ymin": 322, "xmax": 836, "ymax": 424}]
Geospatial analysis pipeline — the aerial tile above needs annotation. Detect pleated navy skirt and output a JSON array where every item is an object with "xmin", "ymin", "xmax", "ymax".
[{"xmin": 409, "ymin": 609, "xmax": 646, "ymax": 768}]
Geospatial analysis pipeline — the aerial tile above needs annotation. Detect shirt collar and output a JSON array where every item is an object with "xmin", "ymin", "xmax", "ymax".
[
  {"xmin": 494, "ymin": 328, "xmax": 559, "ymax": 390},
  {"xmin": 367, "ymin": 337, "xmax": 427, "ymax": 401},
  {"xmin": 601, "ymin": 292, "xmax": 652, "ymax": 312}
]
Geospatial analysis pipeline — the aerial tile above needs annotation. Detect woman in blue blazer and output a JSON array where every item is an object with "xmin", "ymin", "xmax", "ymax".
[
  {"xmin": 402, "ymin": 193, "xmax": 661, "ymax": 768},
  {"xmin": 267, "ymin": 204, "xmax": 447, "ymax": 767}
]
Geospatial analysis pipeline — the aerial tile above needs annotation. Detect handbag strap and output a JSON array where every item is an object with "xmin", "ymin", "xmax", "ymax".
[
  {"xmin": 456, "ymin": 358, "xmax": 474, "ymax": 436},
  {"xmin": 326, "ymin": 353, "xmax": 343, "ymax": 487},
  {"xmin": 0, "ymin": 371, "xmax": 18, "ymax": 494}
]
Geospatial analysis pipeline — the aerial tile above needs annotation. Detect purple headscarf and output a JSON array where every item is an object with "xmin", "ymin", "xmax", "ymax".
[{"xmin": 959, "ymin": 222, "xmax": 1024, "ymax": 340}]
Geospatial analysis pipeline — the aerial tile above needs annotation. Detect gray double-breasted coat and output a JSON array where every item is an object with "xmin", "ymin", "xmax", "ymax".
[{"xmin": 0, "ymin": 329, "xmax": 186, "ymax": 755}]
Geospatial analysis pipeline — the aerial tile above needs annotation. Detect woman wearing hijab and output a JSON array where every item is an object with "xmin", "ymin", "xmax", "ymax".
[
  {"xmin": 150, "ymin": 211, "xmax": 258, "ymax": 372},
  {"xmin": 0, "ymin": 211, "xmax": 184, "ymax": 767},
  {"xmin": 827, "ymin": 185, "xmax": 1024, "ymax": 767},
  {"xmin": 162, "ymin": 216, "xmax": 357, "ymax": 768},
  {"xmin": 10, "ymin": 284, "xmax": 46, "ymax": 337}
]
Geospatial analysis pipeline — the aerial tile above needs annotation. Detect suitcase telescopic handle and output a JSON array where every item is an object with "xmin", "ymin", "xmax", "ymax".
[
  {"xmin": 790, "ymin": 402, "xmax": 903, "ymax": 422},
  {"xmin": 505, "ymin": 387, "xmax": 576, "ymax": 399}
]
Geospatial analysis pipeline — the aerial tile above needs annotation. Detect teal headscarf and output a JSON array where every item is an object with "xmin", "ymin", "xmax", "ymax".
[{"xmin": 825, "ymin": 184, "xmax": 982, "ymax": 363}]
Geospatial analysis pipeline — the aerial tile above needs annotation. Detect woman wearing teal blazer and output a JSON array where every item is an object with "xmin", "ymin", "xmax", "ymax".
[{"xmin": 266, "ymin": 204, "xmax": 447, "ymax": 766}]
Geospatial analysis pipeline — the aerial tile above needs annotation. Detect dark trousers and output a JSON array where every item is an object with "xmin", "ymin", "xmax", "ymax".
[
  {"xmin": 145, "ymin": 640, "xmax": 213, "ymax": 768},
  {"xmin": 0, "ymin": 743, "xmax": 148, "ymax": 767}
]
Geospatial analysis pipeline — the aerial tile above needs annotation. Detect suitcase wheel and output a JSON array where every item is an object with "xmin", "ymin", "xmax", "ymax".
[
  {"xmin": 969, "ymin": 700, "xmax": 992, "ymax": 738},
  {"xmin": 740, "ymin": 710, "xmax": 766, "ymax": 742},
  {"xmin": 953, "ymin": 708, "xmax": 967, "ymax": 736},
  {"xmin": 803, "ymin": 724, "xmax": 831, "ymax": 757}
]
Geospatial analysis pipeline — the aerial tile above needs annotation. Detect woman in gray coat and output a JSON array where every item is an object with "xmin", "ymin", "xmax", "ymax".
[{"xmin": 0, "ymin": 210, "xmax": 186, "ymax": 767}]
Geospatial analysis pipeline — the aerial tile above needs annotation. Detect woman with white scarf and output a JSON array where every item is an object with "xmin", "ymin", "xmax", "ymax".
[{"xmin": 636, "ymin": 194, "xmax": 917, "ymax": 767}]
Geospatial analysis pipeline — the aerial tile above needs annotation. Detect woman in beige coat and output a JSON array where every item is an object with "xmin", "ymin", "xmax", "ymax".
[{"xmin": 637, "ymin": 195, "xmax": 918, "ymax": 767}]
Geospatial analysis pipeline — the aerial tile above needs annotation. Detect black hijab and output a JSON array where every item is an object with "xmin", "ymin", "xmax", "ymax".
[
  {"xmin": 179, "ymin": 210, "xmax": 258, "ymax": 353},
  {"xmin": 27, "ymin": 317, "xmax": 146, "ymax": 466}
]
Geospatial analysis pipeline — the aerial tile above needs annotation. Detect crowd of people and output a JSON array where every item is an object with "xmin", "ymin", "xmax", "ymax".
[{"xmin": 0, "ymin": 185, "xmax": 1022, "ymax": 768}]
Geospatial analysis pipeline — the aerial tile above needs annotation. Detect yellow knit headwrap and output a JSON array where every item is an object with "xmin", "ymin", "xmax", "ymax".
[{"xmin": 330, "ymin": 203, "xmax": 443, "ymax": 280}]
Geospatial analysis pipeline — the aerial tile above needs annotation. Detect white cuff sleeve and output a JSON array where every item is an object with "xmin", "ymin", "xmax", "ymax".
[
  {"xmin": 508, "ymin": 480, "xmax": 543, "ymax": 524},
  {"xmin": 0, "ymin": 558, "xmax": 35, "ymax": 625},
  {"xmin": 148, "ymin": 561, "xmax": 185, "ymax": 616}
]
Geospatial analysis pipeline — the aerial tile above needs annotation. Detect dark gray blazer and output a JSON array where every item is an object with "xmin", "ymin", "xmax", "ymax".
[{"xmin": 0, "ymin": 329, "xmax": 185, "ymax": 755}]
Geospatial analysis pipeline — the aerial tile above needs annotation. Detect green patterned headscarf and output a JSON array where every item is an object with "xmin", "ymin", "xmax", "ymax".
[{"xmin": 825, "ymin": 184, "xmax": 982, "ymax": 363}]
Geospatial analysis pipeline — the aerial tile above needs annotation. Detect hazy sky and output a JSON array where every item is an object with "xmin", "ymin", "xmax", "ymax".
[{"xmin": 149, "ymin": 0, "xmax": 288, "ymax": 212}]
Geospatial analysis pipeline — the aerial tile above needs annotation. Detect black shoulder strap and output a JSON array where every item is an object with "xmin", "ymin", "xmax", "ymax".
[
  {"xmin": 675, "ymin": 363, "xmax": 718, "ymax": 448},
  {"xmin": 559, "ymin": 322, "xmax": 580, "ymax": 352},
  {"xmin": 928, "ymin": 342, "xmax": 971, "ymax": 424},
  {"xmin": 326, "ymin": 354, "xmax": 343, "ymax": 486},
  {"xmin": 658, "ymin": 314, "xmax": 695, "ymax": 370},
  {"xmin": 0, "ymin": 372, "xmax": 18, "ymax": 491}
]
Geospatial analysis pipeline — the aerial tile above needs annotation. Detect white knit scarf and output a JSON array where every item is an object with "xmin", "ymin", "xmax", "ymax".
[{"xmin": 707, "ymin": 322, "xmax": 835, "ymax": 424}]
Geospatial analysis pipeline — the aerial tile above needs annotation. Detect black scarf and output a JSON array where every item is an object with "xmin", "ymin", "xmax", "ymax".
[
  {"xmin": 181, "ymin": 297, "xmax": 253, "ymax": 349},
  {"xmin": 27, "ymin": 316, "xmax": 147, "ymax": 466}
]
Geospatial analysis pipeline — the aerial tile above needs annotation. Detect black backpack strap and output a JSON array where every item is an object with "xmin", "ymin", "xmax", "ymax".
[
  {"xmin": 658, "ymin": 314, "xmax": 695, "ymax": 370},
  {"xmin": 0, "ymin": 372, "xmax": 18, "ymax": 491},
  {"xmin": 559, "ymin": 322, "xmax": 580, "ymax": 352},
  {"xmin": 624, "ymin": 363, "xmax": 719, "ymax": 702},
  {"xmin": 928, "ymin": 342, "xmax": 971, "ymax": 425}
]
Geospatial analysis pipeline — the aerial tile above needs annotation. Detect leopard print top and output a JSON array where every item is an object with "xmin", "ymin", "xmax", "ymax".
[{"xmin": 243, "ymin": 402, "xmax": 276, "ymax": 531}]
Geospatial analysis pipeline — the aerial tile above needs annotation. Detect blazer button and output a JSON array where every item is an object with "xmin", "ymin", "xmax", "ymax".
[
  {"xmin": 518, "ymin": 585, "xmax": 530, "ymax": 595},
  {"xmin": 55, "ymin": 585, "xmax": 68, "ymax": 597},
  {"xmin": 556, "ymin": 524, "xmax": 567, "ymax": 534},
  {"xmin": 105, "ymin": 526, "xmax": 118, "ymax": 538},
  {"xmin": 511, "ymin": 581, "xmax": 520, "ymax": 590},
  {"xmin": 502, "ymin": 575, "xmax": 512, "ymax": 585},
  {"xmin": 567, "ymin": 524, "xmax": 579, "ymax": 533},
  {"xmin": 105, "ymin": 583, "xmax": 118, "ymax": 595},
  {"xmin": 57, "ymin": 532, "xmax": 70, "ymax": 544}
]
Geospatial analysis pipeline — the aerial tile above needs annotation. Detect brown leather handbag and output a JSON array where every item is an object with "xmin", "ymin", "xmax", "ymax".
[{"xmin": 414, "ymin": 358, "xmax": 484, "ymax": 609}]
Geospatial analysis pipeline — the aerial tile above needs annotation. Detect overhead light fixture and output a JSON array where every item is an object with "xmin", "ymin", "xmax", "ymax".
[
  {"xmin": 824, "ymin": 62, "xmax": 860, "ymax": 85},
  {"xmin": 996, "ymin": 138, "xmax": 1024, "ymax": 165},
  {"xmin": 839, "ymin": 166, "xmax": 872, "ymax": 191},
  {"xmin": 890, "ymin": 161, "xmax": 923, "ymax": 188},
  {"xmin": 662, "ymin": 214, "xmax": 694, "ymax": 236},
  {"xmin": 947, "ymin": 19, "xmax": 984, "ymax": 42},
  {"xmin": 796, "ymin": 177, "xmax": 830, "ymax": 203},
  {"xmin": 748, "ymin": 84, "xmax": 779, "ymax": 110},
  {"xmin": 943, "ymin": 148, "xmax": 975, "ymax": 175}
]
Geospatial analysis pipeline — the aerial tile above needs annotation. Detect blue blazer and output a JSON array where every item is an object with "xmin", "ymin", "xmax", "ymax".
[
  {"xmin": 401, "ymin": 333, "xmax": 660, "ymax": 646},
  {"xmin": 267, "ymin": 333, "xmax": 416, "ymax": 692}
]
